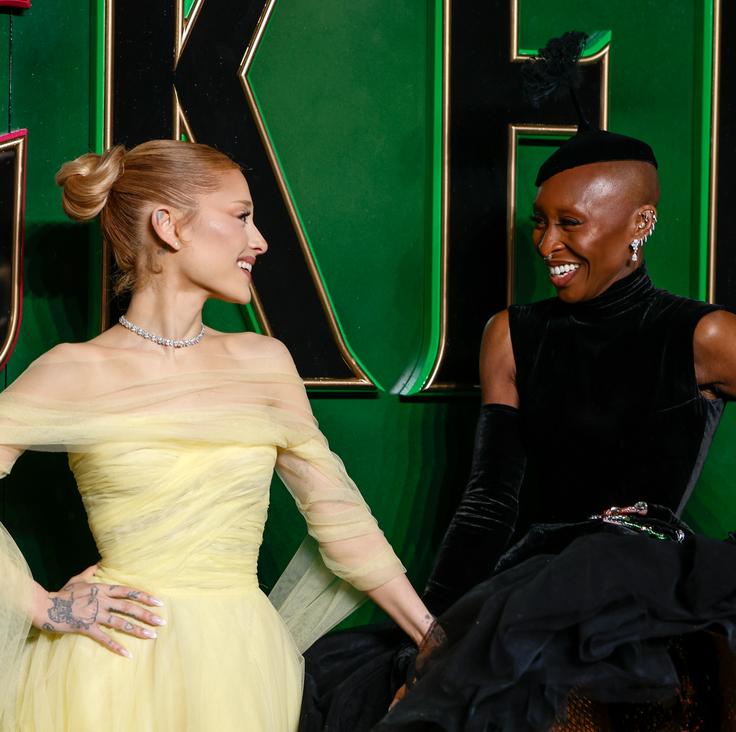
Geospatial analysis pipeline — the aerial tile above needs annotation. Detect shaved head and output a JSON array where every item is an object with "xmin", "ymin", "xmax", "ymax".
[
  {"xmin": 537, "ymin": 160, "xmax": 659, "ymax": 215},
  {"xmin": 604, "ymin": 160, "xmax": 660, "ymax": 208}
]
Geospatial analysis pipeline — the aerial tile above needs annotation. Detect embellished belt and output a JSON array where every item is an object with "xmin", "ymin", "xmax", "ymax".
[{"xmin": 589, "ymin": 501, "xmax": 690, "ymax": 543}]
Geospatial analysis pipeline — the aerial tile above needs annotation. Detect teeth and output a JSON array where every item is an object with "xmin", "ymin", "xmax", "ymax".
[
  {"xmin": 549, "ymin": 263, "xmax": 580, "ymax": 276},
  {"xmin": 238, "ymin": 261, "xmax": 253, "ymax": 272}
]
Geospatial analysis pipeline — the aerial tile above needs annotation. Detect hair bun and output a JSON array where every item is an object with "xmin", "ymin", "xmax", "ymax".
[{"xmin": 55, "ymin": 145, "xmax": 126, "ymax": 221}]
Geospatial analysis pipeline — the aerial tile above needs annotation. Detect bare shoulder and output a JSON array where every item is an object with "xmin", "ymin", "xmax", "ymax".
[
  {"xmin": 480, "ymin": 310, "xmax": 511, "ymax": 354},
  {"xmin": 6, "ymin": 341, "xmax": 109, "ymax": 398},
  {"xmin": 479, "ymin": 310, "xmax": 518, "ymax": 406},
  {"xmin": 216, "ymin": 332, "xmax": 297, "ymax": 367},
  {"xmin": 480, "ymin": 310, "xmax": 513, "ymax": 374},
  {"xmin": 23, "ymin": 340, "xmax": 115, "ymax": 370},
  {"xmin": 693, "ymin": 309, "xmax": 736, "ymax": 397},
  {"xmin": 32, "ymin": 341, "xmax": 90, "ymax": 362},
  {"xmin": 694, "ymin": 309, "xmax": 736, "ymax": 347},
  {"xmin": 217, "ymin": 333, "xmax": 309, "ymax": 410}
]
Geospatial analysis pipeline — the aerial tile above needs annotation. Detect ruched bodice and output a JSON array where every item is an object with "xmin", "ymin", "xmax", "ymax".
[
  {"xmin": 0, "ymin": 342, "xmax": 405, "ymax": 730},
  {"xmin": 70, "ymin": 441, "xmax": 276, "ymax": 592}
]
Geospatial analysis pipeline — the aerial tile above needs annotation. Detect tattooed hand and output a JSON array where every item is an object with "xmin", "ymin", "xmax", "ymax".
[{"xmin": 32, "ymin": 564, "xmax": 165, "ymax": 659}]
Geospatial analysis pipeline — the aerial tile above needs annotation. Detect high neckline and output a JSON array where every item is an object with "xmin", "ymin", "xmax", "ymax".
[{"xmin": 563, "ymin": 265, "xmax": 654, "ymax": 321}]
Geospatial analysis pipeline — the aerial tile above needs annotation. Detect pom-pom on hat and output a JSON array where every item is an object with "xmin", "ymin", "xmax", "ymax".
[{"xmin": 523, "ymin": 31, "xmax": 658, "ymax": 186}]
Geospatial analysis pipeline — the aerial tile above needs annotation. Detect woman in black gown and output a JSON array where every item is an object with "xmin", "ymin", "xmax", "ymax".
[
  {"xmin": 301, "ymin": 40, "xmax": 736, "ymax": 732},
  {"xmin": 375, "ymin": 144, "xmax": 736, "ymax": 732}
]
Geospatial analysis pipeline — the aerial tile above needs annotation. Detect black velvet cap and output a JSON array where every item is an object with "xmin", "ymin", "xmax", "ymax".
[
  {"xmin": 535, "ymin": 129, "xmax": 658, "ymax": 186},
  {"xmin": 523, "ymin": 31, "xmax": 658, "ymax": 186}
]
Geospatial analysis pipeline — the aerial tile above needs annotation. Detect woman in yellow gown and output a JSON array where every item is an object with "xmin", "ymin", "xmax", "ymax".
[{"xmin": 0, "ymin": 140, "xmax": 433, "ymax": 731}]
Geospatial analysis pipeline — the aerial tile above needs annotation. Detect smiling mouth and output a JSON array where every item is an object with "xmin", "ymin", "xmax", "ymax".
[
  {"xmin": 548, "ymin": 262, "xmax": 580, "ymax": 286},
  {"xmin": 238, "ymin": 261, "xmax": 253, "ymax": 275}
]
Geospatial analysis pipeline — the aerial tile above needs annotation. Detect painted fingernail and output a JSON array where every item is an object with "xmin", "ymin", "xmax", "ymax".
[
  {"xmin": 142, "ymin": 629, "xmax": 157, "ymax": 639},
  {"xmin": 152, "ymin": 616, "xmax": 167, "ymax": 626},
  {"xmin": 121, "ymin": 649, "xmax": 132, "ymax": 659},
  {"xmin": 151, "ymin": 598, "xmax": 164, "ymax": 607}
]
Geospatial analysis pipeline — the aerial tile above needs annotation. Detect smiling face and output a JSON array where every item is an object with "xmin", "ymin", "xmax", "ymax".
[
  {"xmin": 172, "ymin": 169, "xmax": 267, "ymax": 305},
  {"xmin": 531, "ymin": 161, "xmax": 659, "ymax": 303}
]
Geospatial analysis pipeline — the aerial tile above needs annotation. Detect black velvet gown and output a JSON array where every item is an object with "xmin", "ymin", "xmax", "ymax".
[{"xmin": 300, "ymin": 268, "xmax": 736, "ymax": 731}]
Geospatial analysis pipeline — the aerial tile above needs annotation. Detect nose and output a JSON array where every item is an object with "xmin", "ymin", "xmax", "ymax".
[
  {"xmin": 249, "ymin": 223, "xmax": 268, "ymax": 255},
  {"xmin": 535, "ymin": 226, "xmax": 564, "ymax": 259}
]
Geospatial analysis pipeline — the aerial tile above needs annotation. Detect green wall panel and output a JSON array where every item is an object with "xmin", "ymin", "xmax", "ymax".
[
  {"xmin": 1, "ymin": 0, "xmax": 100, "ymax": 589},
  {"xmin": 7, "ymin": 0, "xmax": 100, "ymax": 381},
  {"xmin": 247, "ymin": 0, "xmax": 439, "ymax": 392}
]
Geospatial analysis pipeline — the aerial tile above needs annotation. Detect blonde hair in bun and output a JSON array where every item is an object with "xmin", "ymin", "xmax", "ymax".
[
  {"xmin": 55, "ymin": 145, "xmax": 125, "ymax": 222},
  {"xmin": 56, "ymin": 139, "xmax": 240, "ymax": 294}
]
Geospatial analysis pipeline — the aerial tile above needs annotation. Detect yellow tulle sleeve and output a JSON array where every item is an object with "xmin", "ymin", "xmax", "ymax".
[
  {"xmin": 0, "ymin": 474, "xmax": 33, "ymax": 729},
  {"xmin": 276, "ymin": 432, "xmax": 405, "ymax": 591},
  {"xmin": 263, "ymin": 342, "xmax": 406, "ymax": 649},
  {"xmin": 270, "ymin": 428, "xmax": 406, "ymax": 650}
]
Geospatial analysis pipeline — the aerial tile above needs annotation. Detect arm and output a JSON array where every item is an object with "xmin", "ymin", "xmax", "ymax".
[
  {"xmin": 422, "ymin": 311, "xmax": 526, "ymax": 615},
  {"xmin": 694, "ymin": 310, "xmax": 736, "ymax": 399},
  {"xmin": 366, "ymin": 576, "xmax": 433, "ymax": 645},
  {"xmin": 268, "ymin": 339, "xmax": 433, "ymax": 645},
  {"xmin": 479, "ymin": 309, "xmax": 520, "ymax": 406}
]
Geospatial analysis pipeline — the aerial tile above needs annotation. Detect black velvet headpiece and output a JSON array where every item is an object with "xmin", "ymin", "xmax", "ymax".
[
  {"xmin": 523, "ymin": 32, "xmax": 658, "ymax": 186},
  {"xmin": 535, "ymin": 130, "xmax": 658, "ymax": 186}
]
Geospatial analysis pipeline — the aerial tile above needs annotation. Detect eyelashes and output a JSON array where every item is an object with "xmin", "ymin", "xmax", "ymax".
[{"xmin": 529, "ymin": 215, "xmax": 581, "ymax": 227}]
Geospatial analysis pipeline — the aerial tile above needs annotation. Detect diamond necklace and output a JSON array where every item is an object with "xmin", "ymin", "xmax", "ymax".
[{"xmin": 118, "ymin": 314, "xmax": 205, "ymax": 348}]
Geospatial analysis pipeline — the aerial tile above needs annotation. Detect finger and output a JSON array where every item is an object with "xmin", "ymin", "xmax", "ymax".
[
  {"xmin": 105, "ymin": 599, "xmax": 167, "ymax": 627},
  {"xmin": 87, "ymin": 626, "xmax": 132, "ymax": 659},
  {"xmin": 101, "ymin": 613, "xmax": 158, "ymax": 640},
  {"xmin": 106, "ymin": 585, "xmax": 164, "ymax": 608},
  {"xmin": 389, "ymin": 685, "xmax": 407, "ymax": 710}
]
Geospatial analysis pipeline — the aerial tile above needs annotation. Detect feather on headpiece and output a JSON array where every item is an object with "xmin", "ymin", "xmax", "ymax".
[{"xmin": 524, "ymin": 31, "xmax": 658, "ymax": 186}]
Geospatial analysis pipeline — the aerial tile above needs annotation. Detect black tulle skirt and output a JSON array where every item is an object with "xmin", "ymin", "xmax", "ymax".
[{"xmin": 300, "ymin": 522, "xmax": 736, "ymax": 732}]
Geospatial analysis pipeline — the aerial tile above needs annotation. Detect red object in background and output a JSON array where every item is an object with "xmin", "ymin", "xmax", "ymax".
[
  {"xmin": 0, "ymin": 1, "xmax": 30, "ymax": 7},
  {"xmin": 0, "ymin": 128, "xmax": 28, "ymax": 371}
]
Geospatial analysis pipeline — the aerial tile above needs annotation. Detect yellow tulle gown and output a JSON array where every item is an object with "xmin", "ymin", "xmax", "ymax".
[{"xmin": 0, "ymin": 339, "xmax": 405, "ymax": 731}]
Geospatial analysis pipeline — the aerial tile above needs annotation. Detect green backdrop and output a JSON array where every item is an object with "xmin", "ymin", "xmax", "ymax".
[{"xmin": 0, "ymin": 1, "xmax": 731, "ymax": 629}]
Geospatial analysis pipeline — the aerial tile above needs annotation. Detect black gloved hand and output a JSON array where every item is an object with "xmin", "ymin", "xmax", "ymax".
[{"xmin": 422, "ymin": 403, "xmax": 526, "ymax": 615}]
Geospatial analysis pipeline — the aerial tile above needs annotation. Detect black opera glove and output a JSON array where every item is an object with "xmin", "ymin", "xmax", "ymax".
[{"xmin": 422, "ymin": 403, "xmax": 526, "ymax": 616}]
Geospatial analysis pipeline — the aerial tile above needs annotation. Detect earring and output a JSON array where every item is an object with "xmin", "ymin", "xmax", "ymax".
[
  {"xmin": 632, "ymin": 213, "xmax": 657, "ymax": 261},
  {"xmin": 630, "ymin": 238, "xmax": 641, "ymax": 262},
  {"xmin": 643, "ymin": 214, "xmax": 657, "ymax": 245}
]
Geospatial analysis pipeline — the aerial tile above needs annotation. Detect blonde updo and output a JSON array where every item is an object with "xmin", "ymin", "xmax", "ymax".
[{"xmin": 56, "ymin": 140, "xmax": 240, "ymax": 294}]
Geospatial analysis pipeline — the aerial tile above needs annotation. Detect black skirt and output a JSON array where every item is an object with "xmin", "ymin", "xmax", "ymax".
[
  {"xmin": 301, "ymin": 521, "xmax": 736, "ymax": 731},
  {"xmin": 377, "ymin": 527, "xmax": 736, "ymax": 731}
]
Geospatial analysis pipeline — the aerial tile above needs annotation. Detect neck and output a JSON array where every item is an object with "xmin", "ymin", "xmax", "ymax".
[
  {"xmin": 123, "ymin": 282, "xmax": 207, "ymax": 341},
  {"xmin": 565, "ymin": 264, "xmax": 654, "ymax": 320}
]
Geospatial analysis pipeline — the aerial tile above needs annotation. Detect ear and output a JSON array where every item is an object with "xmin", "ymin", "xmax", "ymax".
[
  {"xmin": 150, "ymin": 206, "xmax": 181, "ymax": 251},
  {"xmin": 633, "ymin": 206, "xmax": 658, "ymax": 243}
]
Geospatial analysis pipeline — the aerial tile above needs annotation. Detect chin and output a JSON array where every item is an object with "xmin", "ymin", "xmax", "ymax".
[
  {"xmin": 555, "ymin": 287, "xmax": 580, "ymax": 304},
  {"xmin": 209, "ymin": 286, "xmax": 253, "ymax": 306}
]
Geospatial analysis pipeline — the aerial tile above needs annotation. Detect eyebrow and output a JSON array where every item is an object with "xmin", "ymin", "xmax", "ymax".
[{"xmin": 233, "ymin": 199, "xmax": 253, "ymax": 207}]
